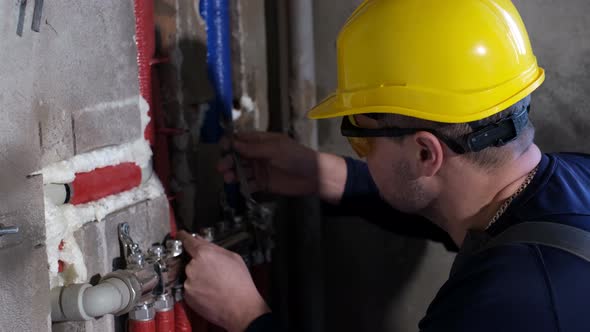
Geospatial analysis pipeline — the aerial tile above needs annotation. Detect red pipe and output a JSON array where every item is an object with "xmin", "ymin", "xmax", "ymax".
[
  {"xmin": 70, "ymin": 163, "xmax": 142, "ymax": 205},
  {"xmin": 168, "ymin": 205, "xmax": 178, "ymax": 241},
  {"xmin": 134, "ymin": 0, "xmax": 177, "ymax": 237},
  {"xmin": 174, "ymin": 301, "xmax": 192, "ymax": 332},
  {"xmin": 129, "ymin": 300, "xmax": 157, "ymax": 332},
  {"xmin": 129, "ymin": 319, "xmax": 157, "ymax": 332},
  {"xmin": 156, "ymin": 309, "xmax": 175, "ymax": 332},
  {"xmin": 173, "ymin": 286, "xmax": 192, "ymax": 332},
  {"xmin": 133, "ymin": 0, "xmax": 156, "ymax": 145},
  {"xmin": 154, "ymin": 293, "xmax": 175, "ymax": 332}
]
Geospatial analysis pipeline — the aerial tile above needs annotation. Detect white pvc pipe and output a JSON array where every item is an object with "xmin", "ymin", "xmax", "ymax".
[
  {"xmin": 140, "ymin": 162, "xmax": 153, "ymax": 184},
  {"xmin": 82, "ymin": 278, "xmax": 130, "ymax": 317},
  {"xmin": 44, "ymin": 183, "xmax": 69, "ymax": 205},
  {"xmin": 51, "ymin": 278, "xmax": 132, "ymax": 321}
]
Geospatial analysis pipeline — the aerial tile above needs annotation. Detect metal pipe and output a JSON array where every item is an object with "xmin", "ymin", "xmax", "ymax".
[
  {"xmin": 287, "ymin": 0, "xmax": 318, "ymax": 149},
  {"xmin": 215, "ymin": 231, "xmax": 251, "ymax": 249},
  {"xmin": 284, "ymin": 1, "xmax": 324, "ymax": 332}
]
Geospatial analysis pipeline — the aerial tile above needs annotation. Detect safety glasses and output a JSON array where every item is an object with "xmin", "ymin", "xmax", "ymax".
[
  {"xmin": 340, "ymin": 108, "xmax": 530, "ymax": 158},
  {"xmin": 340, "ymin": 115, "xmax": 466, "ymax": 158}
]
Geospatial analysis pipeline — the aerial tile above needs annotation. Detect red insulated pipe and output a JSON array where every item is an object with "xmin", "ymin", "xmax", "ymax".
[
  {"xmin": 129, "ymin": 299, "xmax": 157, "ymax": 332},
  {"xmin": 129, "ymin": 319, "xmax": 157, "ymax": 332},
  {"xmin": 133, "ymin": 0, "xmax": 156, "ymax": 145},
  {"xmin": 168, "ymin": 206, "xmax": 178, "ymax": 240},
  {"xmin": 174, "ymin": 301, "xmax": 192, "ymax": 332},
  {"xmin": 154, "ymin": 293, "xmax": 176, "ymax": 332},
  {"xmin": 70, "ymin": 163, "xmax": 142, "ymax": 205},
  {"xmin": 156, "ymin": 309, "xmax": 175, "ymax": 332}
]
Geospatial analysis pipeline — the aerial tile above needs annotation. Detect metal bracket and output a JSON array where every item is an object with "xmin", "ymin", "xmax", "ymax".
[
  {"xmin": 0, "ymin": 224, "xmax": 19, "ymax": 237},
  {"xmin": 16, "ymin": 0, "xmax": 27, "ymax": 36},
  {"xmin": 31, "ymin": 0, "xmax": 44, "ymax": 32},
  {"xmin": 118, "ymin": 223, "xmax": 145, "ymax": 268}
]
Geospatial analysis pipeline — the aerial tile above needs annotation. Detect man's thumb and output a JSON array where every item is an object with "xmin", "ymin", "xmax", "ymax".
[{"xmin": 177, "ymin": 230, "xmax": 209, "ymax": 257}]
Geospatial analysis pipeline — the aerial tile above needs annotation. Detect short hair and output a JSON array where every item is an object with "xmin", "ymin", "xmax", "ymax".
[{"xmin": 373, "ymin": 96, "xmax": 535, "ymax": 169}]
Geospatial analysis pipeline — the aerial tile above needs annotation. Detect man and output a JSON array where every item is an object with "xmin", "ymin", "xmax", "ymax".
[{"xmin": 178, "ymin": 0, "xmax": 590, "ymax": 331}]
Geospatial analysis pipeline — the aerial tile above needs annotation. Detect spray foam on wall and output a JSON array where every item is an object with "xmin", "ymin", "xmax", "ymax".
[{"xmin": 38, "ymin": 96, "xmax": 165, "ymax": 288}]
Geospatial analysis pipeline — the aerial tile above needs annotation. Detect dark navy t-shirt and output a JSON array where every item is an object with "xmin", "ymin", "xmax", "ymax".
[{"xmin": 247, "ymin": 152, "xmax": 590, "ymax": 332}]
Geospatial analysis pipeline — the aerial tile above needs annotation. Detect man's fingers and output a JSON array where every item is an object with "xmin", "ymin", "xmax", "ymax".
[
  {"xmin": 177, "ymin": 230, "xmax": 210, "ymax": 257},
  {"xmin": 217, "ymin": 155, "xmax": 253, "ymax": 174},
  {"xmin": 234, "ymin": 140, "xmax": 276, "ymax": 159},
  {"xmin": 235, "ymin": 131, "xmax": 282, "ymax": 143}
]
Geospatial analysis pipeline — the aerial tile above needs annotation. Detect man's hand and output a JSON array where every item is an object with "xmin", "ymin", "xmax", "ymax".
[
  {"xmin": 217, "ymin": 131, "xmax": 347, "ymax": 204},
  {"xmin": 178, "ymin": 231, "xmax": 270, "ymax": 332}
]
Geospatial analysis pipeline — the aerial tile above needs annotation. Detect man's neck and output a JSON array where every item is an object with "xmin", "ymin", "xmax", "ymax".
[{"xmin": 423, "ymin": 144, "xmax": 543, "ymax": 247}]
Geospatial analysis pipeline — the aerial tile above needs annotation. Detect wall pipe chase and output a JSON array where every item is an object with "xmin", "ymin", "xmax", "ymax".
[
  {"xmin": 199, "ymin": 0, "xmax": 241, "ymax": 211},
  {"xmin": 199, "ymin": 0, "xmax": 234, "ymax": 143}
]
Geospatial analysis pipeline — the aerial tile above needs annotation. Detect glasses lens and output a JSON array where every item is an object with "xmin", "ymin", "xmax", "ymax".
[{"xmin": 347, "ymin": 136, "xmax": 372, "ymax": 158}]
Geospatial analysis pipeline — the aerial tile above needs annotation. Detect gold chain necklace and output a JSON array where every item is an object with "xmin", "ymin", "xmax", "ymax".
[{"xmin": 485, "ymin": 165, "xmax": 539, "ymax": 230}]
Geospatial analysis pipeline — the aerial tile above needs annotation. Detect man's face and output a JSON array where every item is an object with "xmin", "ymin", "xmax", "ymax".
[{"xmin": 354, "ymin": 115, "xmax": 429, "ymax": 214}]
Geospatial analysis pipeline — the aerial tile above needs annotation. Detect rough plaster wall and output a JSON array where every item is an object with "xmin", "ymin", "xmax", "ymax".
[
  {"xmin": 512, "ymin": 0, "xmax": 590, "ymax": 154},
  {"xmin": 35, "ymin": 0, "xmax": 143, "ymax": 165},
  {"xmin": 1, "ymin": 2, "xmax": 51, "ymax": 331},
  {"xmin": 314, "ymin": 1, "xmax": 590, "ymax": 331}
]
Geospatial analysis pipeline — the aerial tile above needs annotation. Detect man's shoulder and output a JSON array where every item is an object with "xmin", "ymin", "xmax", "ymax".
[
  {"xmin": 515, "ymin": 153, "xmax": 590, "ymax": 221},
  {"xmin": 550, "ymin": 152, "xmax": 590, "ymax": 176},
  {"xmin": 420, "ymin": 243, "xmax": 558, "ymax": 331},
  {"xmin": 421, "ymin": 238, "xmax": 590, "ymax": 332}
]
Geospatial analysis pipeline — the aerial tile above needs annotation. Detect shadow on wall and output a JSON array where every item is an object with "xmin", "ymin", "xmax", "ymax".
[
  {"xmin": 153, "ymin": 29, "xmax": 224, "ymax": 233},
  {"xmin": 323, "ymin": 216, "xmax": 429, "ymax": 332}
]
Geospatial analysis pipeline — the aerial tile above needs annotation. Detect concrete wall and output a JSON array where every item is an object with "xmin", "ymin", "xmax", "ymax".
[
  {"xmin": 513, "ymin": 0, "xmax": 590, "ymax": 154},
  {"xmin": 313, "ymin": 1, "xmax": 590, "ymax": 331},
  {"xmin": 1, "ymin": 1, "xmax": 171, "ymax": 331}
]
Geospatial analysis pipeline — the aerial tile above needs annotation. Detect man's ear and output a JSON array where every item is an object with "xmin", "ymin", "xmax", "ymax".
[{"xmin": 412, "ymin": 131, "xmax": 444, "ymax": 177}]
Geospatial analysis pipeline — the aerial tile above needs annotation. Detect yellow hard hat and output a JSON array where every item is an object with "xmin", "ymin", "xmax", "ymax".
[{"xmin": 308, "ymin": 0, "xmax": 545, "ymax": 123}]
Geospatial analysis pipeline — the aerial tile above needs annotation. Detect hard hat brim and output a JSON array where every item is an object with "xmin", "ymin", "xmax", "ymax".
[{"xmin": 308, "ymin": 68, "xmax": 545, "ymax": 124}]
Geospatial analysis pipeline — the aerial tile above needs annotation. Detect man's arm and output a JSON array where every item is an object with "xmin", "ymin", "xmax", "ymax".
[{"xmin": 219, "ymin": 132, "xmax": 455, "ymax": 248}]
